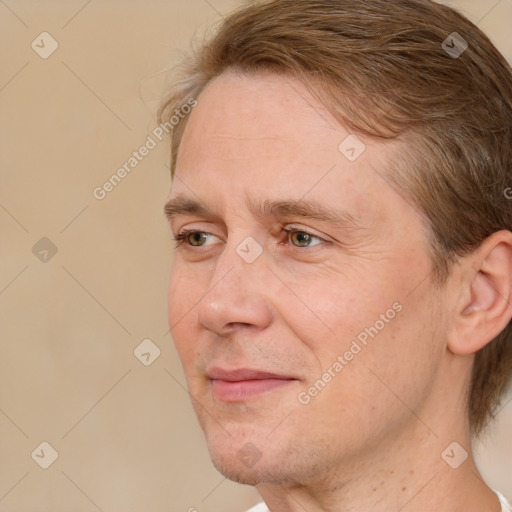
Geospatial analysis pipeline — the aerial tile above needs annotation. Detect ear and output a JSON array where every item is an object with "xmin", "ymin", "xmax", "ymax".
[{"xmin": 448, "ymin": 230, "xmax": 512, "ymax": 356}]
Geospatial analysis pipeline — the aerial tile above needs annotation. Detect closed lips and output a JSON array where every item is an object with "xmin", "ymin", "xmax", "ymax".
[
  {"xmin": 207, "ymin": 367, "xmax": 297, "ymax": 381},
  {"xmin": 207, "ymin": 367, "xmax": 299, "ymax": 402}
]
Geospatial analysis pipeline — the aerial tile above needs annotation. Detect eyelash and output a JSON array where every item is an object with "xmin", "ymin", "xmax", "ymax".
[{"xmin": 172, "ymin": 226, "xmax": 327, "ymax": 249}]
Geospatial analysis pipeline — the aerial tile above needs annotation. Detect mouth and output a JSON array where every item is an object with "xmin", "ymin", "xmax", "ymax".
[{"xmin": 207, "ymin": 367, "xmax": 299, "ymax": 402}]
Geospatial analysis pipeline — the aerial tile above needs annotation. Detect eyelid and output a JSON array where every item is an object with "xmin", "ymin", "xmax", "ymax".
[
  {"xmin": 283, "ymin": 224, "xmax": 331, "ymax": 243},
  {"xmin": 173, "ymin": 228, "xmax": 222, "ymax": 247}
]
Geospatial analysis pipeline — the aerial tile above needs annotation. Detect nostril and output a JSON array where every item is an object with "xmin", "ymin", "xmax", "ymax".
[{"xmin": 226, "ymin": 322, "xmax": 257, "ymax": 330}]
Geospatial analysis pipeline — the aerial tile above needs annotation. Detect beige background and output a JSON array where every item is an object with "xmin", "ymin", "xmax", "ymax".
[{"xmin": 0, "ymin": 0, "xmax": 511, "ymax": 510}]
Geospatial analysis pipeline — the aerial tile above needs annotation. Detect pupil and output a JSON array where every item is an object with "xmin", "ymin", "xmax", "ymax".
[
  {"xmin": 295, "ymin": 232, "xmax": 309, "ymax": 246},
  {"xmin": 191, "ymin": 233, "xmax": 205, "ymax": 245}
]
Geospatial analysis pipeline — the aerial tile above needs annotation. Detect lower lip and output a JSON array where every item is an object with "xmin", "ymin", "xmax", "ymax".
[{"xmin": 211, "ymin": 378, "xmax": 296, "ymax": 402}]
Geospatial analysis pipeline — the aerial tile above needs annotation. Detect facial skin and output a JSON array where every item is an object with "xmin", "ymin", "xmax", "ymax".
[{"xmin": 165, "ymin": 71, "xmax": 508, "ymax": 511}]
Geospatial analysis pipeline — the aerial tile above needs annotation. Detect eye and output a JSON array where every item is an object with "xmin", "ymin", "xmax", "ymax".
[
  {"xmin": 283, "ymin": 226, "xmax": 324, "ymax": 248},
  {"xmin": 173, "ymin": 229, "xmax": 219, "ymax": 248},
  {"xmin": 172, "ymin": 226, "xmax": 327, "ymax": 250}
]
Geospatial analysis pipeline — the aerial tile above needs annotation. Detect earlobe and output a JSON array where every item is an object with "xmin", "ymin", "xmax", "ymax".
[{"xmin": 448, "ymin": 231, "xmax": 512, "ymax": 356}]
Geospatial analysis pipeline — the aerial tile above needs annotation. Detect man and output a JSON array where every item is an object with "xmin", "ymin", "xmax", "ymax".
[{"xmin": 159, "ymin": 0, "xmax": 512, "ymax": 510}]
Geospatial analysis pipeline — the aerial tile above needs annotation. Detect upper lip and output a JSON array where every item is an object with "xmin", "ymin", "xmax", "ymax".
[{"xmin": 207, "ymin": 367, "xmax": 297, "ymax": 381}]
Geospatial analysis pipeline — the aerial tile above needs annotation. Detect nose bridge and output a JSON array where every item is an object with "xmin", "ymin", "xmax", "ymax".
[
  {"xmin": 211, "ymin": 232, "xmax": 266, "ymax": 288},
  {"xmin": 196, "ymin": 235, "xmax": 272, "ymax": 333}
]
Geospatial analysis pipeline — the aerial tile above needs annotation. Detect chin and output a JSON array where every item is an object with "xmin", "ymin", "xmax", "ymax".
[
  {"xmin": 205, "ymin": 435, "xmax": 257, "ymax": 479},
  {"xmin": 204, "ymin": 427, "xmax": 316, "ymax": 488},
  {"xmin": 211, "ymin": 456, "xmax": 265, "ymax": 486},
  {"xmin": 209, "ymin": 445, "xmax": 324, "ymax": 488},
  {"xmin": 203, "ymin": 429, "xmax": 280, "ymax": 485}
]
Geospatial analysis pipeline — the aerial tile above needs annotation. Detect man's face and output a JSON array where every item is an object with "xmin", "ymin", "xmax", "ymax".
[{"xmin": 166, "ymin": 71, "xmax": 449, "ymax": 485}]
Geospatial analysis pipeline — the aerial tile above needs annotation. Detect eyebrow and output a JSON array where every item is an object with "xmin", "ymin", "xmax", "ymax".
[
  {"xmin": 164, "ymin": 195, "xmax": 220, "ymax": 222},
  {"xmin": 163, "ymin": 194, "xmax": 364, "ymax": 231}
]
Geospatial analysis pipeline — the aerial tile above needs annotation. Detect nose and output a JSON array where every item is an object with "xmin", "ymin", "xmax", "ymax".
[{"xmin": 195, "ymin": 240, "xmax": 273, "ymax": 336}]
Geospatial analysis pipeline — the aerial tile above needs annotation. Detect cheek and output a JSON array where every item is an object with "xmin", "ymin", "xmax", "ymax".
[
  {"xmin": 167, "ymin": 262, "xmax": 204, "ymax": 365},
  {"xmin": 290, "ymin": 257, "xmax": 440, "ymax": 394},
  {"xmin": 293, "ymin": 297, "xmax": 443, "ymax": 452},
  {"xmin": 281, "ymin": 272, "xmax": 392, "ymax": 360},
  {"xmin": 324, "ymin": 288, "xmax": 442, "ymax": 413},
  {"xmin": 167, "ymin": 260, "xmax": 203, "ymax": 324}
]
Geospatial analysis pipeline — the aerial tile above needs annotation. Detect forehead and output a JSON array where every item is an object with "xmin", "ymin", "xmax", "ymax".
[
  {"xmin": 179, "ymin": 70, "xmax": 341, "ymax": 159},
  {"xmin": 171, "ymin": 71, "xmax": 407, "ymax": 226}
]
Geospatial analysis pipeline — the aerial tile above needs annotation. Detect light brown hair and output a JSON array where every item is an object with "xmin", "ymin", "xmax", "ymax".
[{"xmin": 158, "ymin": 0, "xmax": 512, "ymax": 438}]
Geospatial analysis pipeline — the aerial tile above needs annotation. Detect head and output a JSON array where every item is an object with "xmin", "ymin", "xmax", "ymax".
[{"xmin": 160, "ymin": 0, "xmax": 512, "ymax": 486}]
